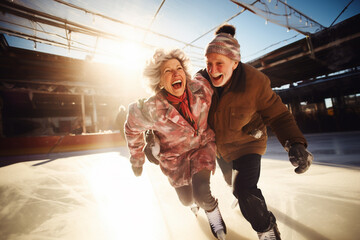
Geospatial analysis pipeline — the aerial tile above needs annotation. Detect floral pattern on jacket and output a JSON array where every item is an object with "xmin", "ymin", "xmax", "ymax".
[{"xmin": 125, "ymin": 77, "xmax": 216, "ymax": 187}]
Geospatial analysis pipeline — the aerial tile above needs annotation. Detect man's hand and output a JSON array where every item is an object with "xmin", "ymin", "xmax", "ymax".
[
  {"xmin": 132, "ymin": 166, "xmax": 143, "ymax": 177},
  {"xmin": 288, "ymin": 143, "xmax": 313, "ymax": 174}
]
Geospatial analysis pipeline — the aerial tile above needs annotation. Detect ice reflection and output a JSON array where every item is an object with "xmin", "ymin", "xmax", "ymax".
[
  {"xmin": 0, "ymin": 152, "xmax": 170, "ymax": 240},
  {"xmin": 1, "ymin": 144, "xmax": 359, "ymax": 240},
  {"xmin": 84, "ymin": 154, "xmax": 169, "ymax": 240}
]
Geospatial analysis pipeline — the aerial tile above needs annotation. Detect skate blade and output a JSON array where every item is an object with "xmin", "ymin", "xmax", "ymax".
[
  {"xmin": 216, "ymin": 229, "xmax": 226, "ymax": 240},
  {"xmin": 190, "ymin": 206, "xmax": 199, "ymax": 217},
  {"xmin": 231, "ymin": 198, "xmax": 238, "ymax": 209}
]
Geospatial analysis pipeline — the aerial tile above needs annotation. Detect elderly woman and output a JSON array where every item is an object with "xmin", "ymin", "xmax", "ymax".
[{"xmin": 124, "ymin": 48, "xmax": 226, "ymax": 240}]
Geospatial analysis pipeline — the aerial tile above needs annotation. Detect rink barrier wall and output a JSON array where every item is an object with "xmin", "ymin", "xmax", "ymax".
[{"xmin": 0, "ymin": 133, "xmax": 126, "ymax": 156}]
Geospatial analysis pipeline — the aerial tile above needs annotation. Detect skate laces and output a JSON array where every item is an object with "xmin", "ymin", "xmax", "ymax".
[{"xmin": 206, "ymin": 206, "xmax": 224, "ymax": 233}]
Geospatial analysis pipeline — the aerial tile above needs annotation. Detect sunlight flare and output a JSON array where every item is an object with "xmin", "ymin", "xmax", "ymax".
[{"xmin": 93, "ymin": 38, "xmax": 152, "ymax": 70}]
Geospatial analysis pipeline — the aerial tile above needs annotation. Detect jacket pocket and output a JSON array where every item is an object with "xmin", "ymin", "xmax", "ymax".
[{"xmin": 229, "ymin": 107, "xmax": 253, "ymax": 130}]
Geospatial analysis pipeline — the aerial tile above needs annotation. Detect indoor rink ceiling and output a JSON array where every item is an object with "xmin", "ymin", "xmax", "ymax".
[{"xmin": 1, "ymin": 0, "xmax": 358, "ymax": 68}]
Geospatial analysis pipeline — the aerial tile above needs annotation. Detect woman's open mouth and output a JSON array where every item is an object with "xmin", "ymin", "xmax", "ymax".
[{"xmin": 172, "ymin": 80, "xmax": 182, "ymax": 89}]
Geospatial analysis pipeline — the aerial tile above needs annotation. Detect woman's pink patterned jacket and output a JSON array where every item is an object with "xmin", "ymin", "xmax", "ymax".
[{"xmin": 125, "ymin": 76, "xmax": 216, "ymax": 187}]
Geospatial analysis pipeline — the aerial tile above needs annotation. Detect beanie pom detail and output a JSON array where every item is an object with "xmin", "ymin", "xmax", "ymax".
[{"xmin": 215, "ymin": 24, "xmax": 236, "ymax": 37}]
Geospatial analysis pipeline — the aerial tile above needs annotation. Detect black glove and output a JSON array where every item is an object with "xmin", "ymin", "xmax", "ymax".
[
  {"xmin": 132, "ymin": 166, "xmax": 143, "ymax": 177},
  {"xmin": 144, "ymin": 130, "xmax": 160, "ymax": 165},
  {"xmin": 145, "ymin": 129, "xmax": 155, "ymax": 147},
  {"xmin": 144, "ymin": 145, "xmax": 159, "ymax": 165},
  {"xmin": 288, "ymin": 143, "xmax": 313, "ymax": 174}
]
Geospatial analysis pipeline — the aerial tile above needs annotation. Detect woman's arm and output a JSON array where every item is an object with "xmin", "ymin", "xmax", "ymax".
[{"xmin": 125, "ymin": 98, "xmax": 155, "ymax": 168}]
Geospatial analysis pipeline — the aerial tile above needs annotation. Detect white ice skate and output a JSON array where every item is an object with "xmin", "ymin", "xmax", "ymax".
[
  {"xmin": 257, "ymin": 223, "xmax": 281, "ymax": 240},
  {"xmin": 205, "ymin": 206, "xmax": 227, "ymax": 240}
]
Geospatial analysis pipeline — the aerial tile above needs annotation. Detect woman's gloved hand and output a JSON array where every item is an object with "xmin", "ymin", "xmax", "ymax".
[{"xmin": 132, "ymin": 166, "xmax": 143, "ymax": 177}]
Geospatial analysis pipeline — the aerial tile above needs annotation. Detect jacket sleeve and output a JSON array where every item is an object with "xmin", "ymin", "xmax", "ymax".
[
  {"xmin": 257, "ymin": 74, "xmax": 307, "ymax": 148},
  {"xmin": 125, "ymin": 99, "xmax": 156, "ymax": 167}
]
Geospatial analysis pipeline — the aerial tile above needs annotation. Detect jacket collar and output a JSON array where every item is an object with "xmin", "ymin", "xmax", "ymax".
[
  {"xmin": 224, "ymin": 62, "xmax": 246, "ymax": 93},
  {"xmin": 153, "ymin": 86, "xmax": 196, "ymax": 126},
  {"xmin": 156, "ymin": 79, "xmax": 199, "ymax": 108},
  {"xmin": 187, "ymin": 78, "xmax": 202, "ymax": 93}
]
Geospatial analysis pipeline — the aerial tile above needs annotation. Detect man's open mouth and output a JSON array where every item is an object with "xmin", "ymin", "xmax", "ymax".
[{"xmin": 212, "ymin": 74, "xmax": 223, "ymax": 81}]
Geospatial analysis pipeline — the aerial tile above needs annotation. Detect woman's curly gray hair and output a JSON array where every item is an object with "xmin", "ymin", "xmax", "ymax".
[{"xmin": 143, "ymin": 48, "xmax": 191, "ymax": 93}]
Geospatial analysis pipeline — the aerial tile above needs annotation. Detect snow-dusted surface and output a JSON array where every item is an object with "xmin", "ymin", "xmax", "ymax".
[{"xmin": 0, "ymin": 132, "xmax": 359, "ymax": 240}]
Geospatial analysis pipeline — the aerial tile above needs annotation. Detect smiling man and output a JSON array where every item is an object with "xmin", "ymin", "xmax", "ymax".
[{"xmin": 196, "ymin": 24, "xmax": 314, "ymax": 240}]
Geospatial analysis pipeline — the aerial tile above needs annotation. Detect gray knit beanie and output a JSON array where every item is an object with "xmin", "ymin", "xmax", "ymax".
[{"xmin": 205, "ymin": 24, "xmax": 241, "ymax": 62}]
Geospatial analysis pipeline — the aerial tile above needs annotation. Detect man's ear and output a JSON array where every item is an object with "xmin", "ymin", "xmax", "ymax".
[{"xmin": 232, "ymin": 61, "xmax": 239, "ymax": 70}]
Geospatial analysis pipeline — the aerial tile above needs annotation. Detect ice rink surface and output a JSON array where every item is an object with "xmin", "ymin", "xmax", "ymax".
[{"xmin": 0, "ymin": 131, "xmax": 360, "ymax": 240}]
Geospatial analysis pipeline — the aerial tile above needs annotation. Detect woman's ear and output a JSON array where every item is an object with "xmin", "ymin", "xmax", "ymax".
[{"xmin": 159, "ymin": 78, "xmax": 164, "ymax": 89}]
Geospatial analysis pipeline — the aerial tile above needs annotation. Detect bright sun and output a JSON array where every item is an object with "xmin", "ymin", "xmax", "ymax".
[
  {"xmin": 89, "ymin": 38, "xmax": 153, "ymax": 101},
  {"xmin": 93, "ymin": 38, "xmax": 153, "ymax": 70}
]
